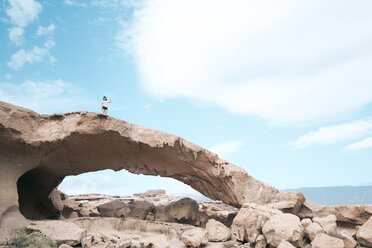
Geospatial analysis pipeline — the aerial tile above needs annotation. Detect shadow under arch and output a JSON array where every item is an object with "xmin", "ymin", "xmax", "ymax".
[{"xmin": 17, "ymin": 167, "xmax": 64, "ymax": 220}]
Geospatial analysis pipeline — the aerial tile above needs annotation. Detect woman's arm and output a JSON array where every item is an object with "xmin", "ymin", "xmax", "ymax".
[{"xmin": 108, "ymin": 97, "xmax": 112, "ymax": 103}]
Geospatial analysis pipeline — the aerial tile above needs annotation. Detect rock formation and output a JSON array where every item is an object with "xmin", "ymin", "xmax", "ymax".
[
  {"xmin": 2, "ymin": 101, "xmax": 372, "ymax": 248},
  {"xmin": 0, "ymin": 101, "xmax": 276, "ymax": 227}
]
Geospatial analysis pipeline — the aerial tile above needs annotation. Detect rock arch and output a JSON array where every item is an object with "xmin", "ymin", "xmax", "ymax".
[{"xmin": 0, "ymin": 101, "xmax": 278, "ymax": 223}]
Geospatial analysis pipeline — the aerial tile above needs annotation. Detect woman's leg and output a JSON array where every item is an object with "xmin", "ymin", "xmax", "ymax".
[{"xmin": 102, "ymin": 108, "xmax": 105, "ymax": 114}]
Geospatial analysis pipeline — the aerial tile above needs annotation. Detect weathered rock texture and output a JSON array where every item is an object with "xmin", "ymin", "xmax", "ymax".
[
  {"xmin": 356, "ymin": 216, "xmax": 372, "ymax": 247},
  {"xmin": 0, "ymin": 101, "xmax": 278, "ymax": 229}
]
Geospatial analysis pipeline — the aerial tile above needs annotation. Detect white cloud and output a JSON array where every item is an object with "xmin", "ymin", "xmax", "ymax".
[
  {"xmin": 35, "ymin": 24, "xmax": 55, "ymax": 36},
  {"xmin": 121, "ymin": 0, "xmax": 372, "ymax": 125},
  {"xmin": 210, "ymin": 140, "xmax": 244, "ymax": 158},
  {"xmin": 8, "ymin": 27, "xmax": 24, "ymax": 45},
  {"xmin": 44, "ymin": 39, "xmax": 55, "ymax": 49},
  {"xmin": 292, "ymin": 118, "xmax": 372, "ymax": 149},
  {"xmin": 5, "ymin": 74, "xmax": 12, "ymax": 81},
  {"xmin": 344, "ymin": 137, "xmax": 372, "ymax": 151},
  {"xmin": 0, "ymin": 80, "xmax": 93, "ymax": 114},
  {"xmin": 6, "ymin": 0, "xmax": 42, "ymax": 27},
  {"xmin": 91, "ymin": 0, "xmax": 139, "ymax": 9},
  {"xmin": 7, "ymin": 40, "xmax": 56, "ymax": 70},
  {"xmin": 63, "ymin": 0, "xmax": 88, "ymax": 7}
]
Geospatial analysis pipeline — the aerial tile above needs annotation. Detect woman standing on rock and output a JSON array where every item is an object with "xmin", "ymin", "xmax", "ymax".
[{"xmin": 101, "ymin": 96, "xmax": 111, "ymax": 115}]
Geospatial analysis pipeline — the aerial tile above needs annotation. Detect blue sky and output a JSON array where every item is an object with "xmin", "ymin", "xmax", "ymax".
[{"xmin": 1, "ymin": 0, "xmax": 372, "ymax": 198}]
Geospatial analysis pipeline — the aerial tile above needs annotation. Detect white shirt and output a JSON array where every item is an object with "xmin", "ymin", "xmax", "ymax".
[{"xmin": 102, "ymin": 100, "xmax": 108, "ymax": 107}]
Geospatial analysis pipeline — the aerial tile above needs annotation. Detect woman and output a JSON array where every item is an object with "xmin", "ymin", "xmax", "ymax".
[{"xmin": 101, "ymin": 96, "xmax": 111, "ymax": 115}]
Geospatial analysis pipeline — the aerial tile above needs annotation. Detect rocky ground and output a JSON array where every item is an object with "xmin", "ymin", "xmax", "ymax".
[{"xmin": 2, "ymin": 189, "xmax": 372, "ymax": 248}]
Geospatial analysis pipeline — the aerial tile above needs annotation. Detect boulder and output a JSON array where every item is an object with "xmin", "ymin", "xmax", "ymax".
[
  {"xmin": 305, "ymin": 222, "xmax": 325, "ymax": 241},
  {"xmin": 334, "ymin": 205, "xmax": 372, "ymax": 226},
  {"xmin": 27, "ymin": 220, "xmax": 86, "ymax": 246},
  {"xmin": 97, "ymin": 200, "xmax": 155, "ymax": 220},
  {"xmin": 199, "ymin": 202, "xmax": 239, "ymax": 228},
  {"xmin": 298, "ymin": 201, "xmax": 333, "ymax": 219},
  {"xmin": 49, "ymin": 189, "xmax": 65, "ymax": 212},
  {"xmin": 255, "ymin": 235, "xmax": 267, "ymax": 248},
  {"xmin": 301, "ymin": 218, "xmax": 312, "ymax": 229},
  {"xmin": 231, "ymin": 203, "xmax": 282, "ymax": 243},
  {"xmin": 155, "ymin": 198, "xmax": 200, "ymax": 226},
  {"xmin": 356, "ymin": 216, "xmax": 372, "ymax": 247},
  {"xmin": 311, "ymin": 233, "xmax": 344, "ymax": 248},
  {"xmin": 338, "ymin": 230, "xmax": 357, "ymax": 248},
  {"xmin": 206, "ymin": 219, "xmax": 231, "ymax": 242},
  {"xmin": 313, "ymin": 214, "xmax": 337, "ymax": 234},
  {"xmin": 267, "ymin": 191, "xmax": 305, "ymax": 215},
  {"xmin": 79, "ymin": 208, "xmax": 91, "ymax": 217},
  {"xmin": 262, "ymin": 213, "xmax": 303, "ymax": 247},
  {"xmin": 181, "ymin": 228, "xmax": 208, "ymax": 248},
  {"xmin": 298, "ymin": 201, "xmax": 372, "ymax": 226},
  {"xmin": 277, "ymin": 240, "xmax": 296, "ymax": 248},
  {"xmin": 81, "ymin": 233, "xmax": 105, "ymax": 248}
]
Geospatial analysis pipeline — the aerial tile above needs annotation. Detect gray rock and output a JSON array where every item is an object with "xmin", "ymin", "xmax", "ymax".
[
  {"xmin": 97, "ymin": 200, "xmax": 155, "ymax": 220},
  {"xmin": 155, "ymin": 198, "xmax": 200, "ymax": 226}
]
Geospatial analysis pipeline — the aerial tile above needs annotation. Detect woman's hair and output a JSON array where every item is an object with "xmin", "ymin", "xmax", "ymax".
[{"xmin": 103, "ymin": 96, "xmax": 107, "ymax": 100}]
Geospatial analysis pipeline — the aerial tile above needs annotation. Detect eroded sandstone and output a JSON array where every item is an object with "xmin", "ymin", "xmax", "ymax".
[{"xmin": 0, "ymin": 101, "xmax": 278, "ymax": 230}]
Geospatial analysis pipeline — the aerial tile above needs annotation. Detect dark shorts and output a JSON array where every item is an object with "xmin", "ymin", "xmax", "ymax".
[{"xmin": 102, "ymin": 106, "xmax": 108, "ymax": 110}]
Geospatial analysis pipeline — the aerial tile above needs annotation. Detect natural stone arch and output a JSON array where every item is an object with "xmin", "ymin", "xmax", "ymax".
[{"xmin": 0, "ymin": 101, "xmax": 278, "ymax": 223}]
